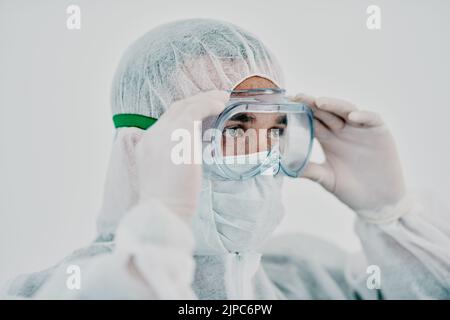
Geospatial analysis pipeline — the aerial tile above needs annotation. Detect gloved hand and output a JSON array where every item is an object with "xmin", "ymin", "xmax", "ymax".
[
  {"xmin": 134, "ymin": 90, "xmax": 229, "ymax": 223},
  {"xmin": 291, "ymin": 94, "xmax": 407, "ymax": 221}
]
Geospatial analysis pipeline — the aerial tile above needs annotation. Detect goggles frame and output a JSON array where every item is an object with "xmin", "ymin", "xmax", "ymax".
[{"xmin": 211, "ymin": 89, "xmax": 314, "ymax": 180}]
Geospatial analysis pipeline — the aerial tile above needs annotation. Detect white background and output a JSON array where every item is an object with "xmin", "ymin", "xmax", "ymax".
[{"xmin": 1, "ymin": 0, "xmax": 449, "ymax": 284}]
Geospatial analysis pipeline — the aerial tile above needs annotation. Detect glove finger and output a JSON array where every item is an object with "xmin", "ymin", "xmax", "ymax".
[
  {"xmin": 314, "ymin": 109, "xmax": 345, "ymax": 131},
  {"xmin": 313, "ymin": 118, "xmax": 332, "ymax": 139},
  {"xmin": 192, "ymin": 90, "xmax": 230, "ymax": 104},
  {"xmin": 348, "ymin": 110, "xmax": 384, "ymax": 127},
  {"xmin": 315, "ymin": 97, "xmax": 358, "ymax": 119},
  {"xmin": 301, "ymin": 161, "xmax": 334, "ymax": 191},
  {"xmin": 290, "ymin": 94, "xmax": 344, "ymax": 132},
  {"xmin": 290, "ymin": 93, "xmax": 316, "ymax": 107},
  {"xmin": 302, "ymin": 162, "xmax": 334, "ymax": 189},
  {"xmin": 187, "ymin": 92, "xmax": 229, "ymax": 120},
  {"xmin": 166, "ymin": 90, "xmax": 228, "ymax": 117}
]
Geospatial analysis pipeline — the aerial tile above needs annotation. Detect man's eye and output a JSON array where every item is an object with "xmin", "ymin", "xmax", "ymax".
[
  {"xmin": 269, "ymin": 127, "xmax": 285, "ymax": 138},
  {"xmin": 223, "ymin": 127, "xmax": 245, "ymax": 138}
]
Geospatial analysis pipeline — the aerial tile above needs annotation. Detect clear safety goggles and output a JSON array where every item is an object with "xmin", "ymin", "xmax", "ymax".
[{"xmin": 207, "ymin": 88, "xmax": 314, "ymax": 180}]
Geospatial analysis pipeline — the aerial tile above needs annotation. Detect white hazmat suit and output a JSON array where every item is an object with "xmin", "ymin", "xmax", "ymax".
[{"xmin": 3, "ymin": 19, "xmax": 450, "ymax": 300}]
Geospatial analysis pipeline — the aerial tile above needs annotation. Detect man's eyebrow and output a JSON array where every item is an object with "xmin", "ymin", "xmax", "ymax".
[{"xmin": 228, "ymin": 113, "xmax": 256, "ymax": 123}]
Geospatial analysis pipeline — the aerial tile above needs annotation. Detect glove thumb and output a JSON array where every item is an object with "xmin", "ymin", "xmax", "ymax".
[{"xmin": 301, "ymin": 162, "xmax": 334, "ymax": 192}]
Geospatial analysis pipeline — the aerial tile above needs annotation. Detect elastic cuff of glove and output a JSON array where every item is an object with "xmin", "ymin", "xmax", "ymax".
[{"xmin": 356, "ymin": 193, "xmax": 413, "ymax": 225}]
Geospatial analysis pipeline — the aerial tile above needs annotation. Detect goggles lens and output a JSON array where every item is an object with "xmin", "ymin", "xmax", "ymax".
[{"xmin": 211, "ymin": 96, "xmax": 314, "ymax": 179}]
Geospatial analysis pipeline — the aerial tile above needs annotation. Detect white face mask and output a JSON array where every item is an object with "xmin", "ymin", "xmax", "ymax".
[
  {"xmin": 220, "ymin": 151, "xmax": 271, "ymax": 176},
  {"xmin": 192, "ymin": 173, "xmax": 285, "ymax": 254},
  {"xmin": 221, "ymin": 151, "xmax": 269, "ymax": 165}
]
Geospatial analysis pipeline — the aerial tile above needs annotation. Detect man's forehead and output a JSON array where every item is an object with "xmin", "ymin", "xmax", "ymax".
[{"xmin": 232, "ymin": 76, "xmax": 278, "ymax": 91}]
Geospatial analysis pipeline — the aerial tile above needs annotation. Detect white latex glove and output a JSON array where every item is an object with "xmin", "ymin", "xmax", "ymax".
[
  {"xmin": 292, "ymin": 94, "xmax": 408, "ymax": 222},
  {"xmin": 134, "ymin": 90, "xmax": 229, "ymax": 223}
]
